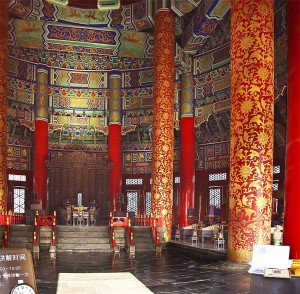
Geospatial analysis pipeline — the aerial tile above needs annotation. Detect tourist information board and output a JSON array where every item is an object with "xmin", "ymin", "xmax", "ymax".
[{"xmin": 0, "ymin": 248, "xmax": 37, "ymax": 293}]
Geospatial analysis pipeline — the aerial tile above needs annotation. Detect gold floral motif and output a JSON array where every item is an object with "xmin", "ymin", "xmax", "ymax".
[
  {"xmin": 240, "ymin": 164, "xmax": 251, "ymax": 178},
  {"xmin": 229, "ymin": 0, "xmax": 274, "ymax": 263},
  {"xmin": 162, "ymin": 113, "xmax": 170, "ymax": 120},
  {"xmin": 181, "ymin": 102, "xmax": 192, "ymax": 115},
  {"xmin": 240, "ymin": 37, "xmax": 253, "ymax": 50},
  {"xmin": 241, "ymin": 100, "xmax": 253, "ymax": 113},
  {"xmin": 183, "ymin": 91, "xmax": 193, "ymax": 101},
  {"xmin": 257, "ymin": 132, "xmax": 269, "ymax": 144},
  {"xmin": 162, "ymin": 177, "xmax": 168, "ymax": 184},
  {"xmin": 257, "ymin": 3, "xmax": 270, "ymax": 15},
  {"xmin": 256, "ymin": 196, "xmax": 269, "ymax": 210},
  {"xmin": 257, "ymin": 67, "xmax": 269, "ymax": 80},
  {"xmin": 154, "ymin": 193, "xmax": 160, "ymax": 200},
  {"xmin": 162, "ymin": 145, "xmax": 169, "ymax": 152},
  {"xmin": 151, "ymin": 10, "xmax": 174, "ymax": 242}
]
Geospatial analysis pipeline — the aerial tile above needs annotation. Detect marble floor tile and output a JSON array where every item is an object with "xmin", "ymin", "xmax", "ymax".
[{"xmin": 33, "ymin": 249, "xmax": 250, "ymax": 294}]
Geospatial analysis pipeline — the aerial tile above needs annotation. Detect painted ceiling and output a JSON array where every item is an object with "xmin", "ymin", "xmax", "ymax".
[{"xmin": 7, "ymin": 0, "xmax": 287, "ymax": 155}]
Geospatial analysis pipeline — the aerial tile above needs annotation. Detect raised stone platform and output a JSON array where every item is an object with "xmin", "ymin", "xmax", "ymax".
[{"xmin": 167, "ymin": 240, "xmax": 227, "ymax": 261}]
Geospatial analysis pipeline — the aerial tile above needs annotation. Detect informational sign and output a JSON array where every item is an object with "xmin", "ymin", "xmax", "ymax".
[
  {"xmin": 0, "ymin": 248, "xmax": 37, "ymax": 293},
  {"xmin": 248, "ymin": 245, "xmax": 292, "ymax": 275}
]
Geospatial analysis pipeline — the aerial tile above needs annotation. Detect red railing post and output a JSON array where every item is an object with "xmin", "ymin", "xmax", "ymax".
[
  {"xmin": 109, "ymin": 212, "xmax": 115, "ymax": 249},
  {"xmin": 52, "ymin": 211, "xmax": 56, "ymax": 246},
  {"xmin": 6, "ymin": 213, "xmax": 11, "ymax": 243},
  {"xmin": 4, "ymin": 230, "xmax": 8, "ymax": 248},
  {"xmin": 127, "ymin": 219, "xmax": 131, "ymax": 242},
  {"xmin": 33, "ymin": 213, "xmax": 37, "ymax": 247},
  {"xmin": 33, "ymin": 215, "xmax": 38, "ymax": 246},
  {"xmin": 156, "ymin": 235, "xmax": 160, "ymax": 246},
  {"xmin": 130, "ymin": 232, "xmax": 134, "ymax": 246},
  {"xmin": 151, "ymin": 218, "xmax": 160, "ymax": 246},
  {"xmin": 112, "ymin": 231, "xmax": 115, "ymax": 248}
]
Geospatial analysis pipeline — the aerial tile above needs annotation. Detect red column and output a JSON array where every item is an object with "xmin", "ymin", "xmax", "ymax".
[
  {"xmin": 151, "ymin": 9, "xmax": 175, "ymax": 242},
  {"xmin": 33, "ymin": 67, "xmax": 49, "ymax": 210},
  {"xmin": 33, "ymin": 121, "xmax": 48, "ymax": 209},
  {"xmin": 108, "ymin": 74, "xmax": 122, "ymax": 213},
  {"xmin": 108, "ymin": 124, "xmax": 122, "ymax": 213},
  {"xmin": 284, "ymin": 1, "xmax": 300, "ymax": 259},
  {"xmin": 229, "ymin": 0, "xmax": 274, "ymax": 263},
  {"xmin": 0, "ymin": 0, "xmax": 8, "ymax": 211},
  {"xmin": 179, "ymin": 72, "xmax": 195, "ymax": 227}
]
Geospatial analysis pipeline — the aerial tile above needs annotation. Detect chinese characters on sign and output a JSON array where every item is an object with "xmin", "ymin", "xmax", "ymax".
[{"xmin": 0, "ymin": 249, "xmax": 37, "ymax": 293}]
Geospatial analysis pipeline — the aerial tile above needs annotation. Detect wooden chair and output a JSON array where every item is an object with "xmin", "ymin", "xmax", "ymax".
[
  {"xmin": 214, "ymin": 238, "xmax": 225, "ymax": 250},
  {"xmin": 65, "ymin": 206, "xmax": 72, "ymax": 225},
  {"xmin": 89, "ymin": 208, "xmax": 96, "ymax": 226},
  {"xmin": 190, "ymin": 230, "xmax": 198, "ymax": 246},
  {"xmin": 174, "ymin": 229, "xmax": 181, "ymax": 242}
]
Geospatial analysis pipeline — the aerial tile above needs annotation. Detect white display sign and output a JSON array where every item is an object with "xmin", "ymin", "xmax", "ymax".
[{"xmin": 248, "ymin": 245, "xmax": 292, "ymax": 275}]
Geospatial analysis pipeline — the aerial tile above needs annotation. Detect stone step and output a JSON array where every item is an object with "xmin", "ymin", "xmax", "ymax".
[
  {"xmin": 58, "ymin": 237, "xmax": 109, "ymax": 244},
  {"xmin": 131, "ymin": 227, "xmax": 155, "ymax": 252},
  {"xmin": 131, "ymin": 227, "xmax": 152, "ymax": 234},
  {"xmin": 57, "ymin": 225, "xmax": 108, "ymax": 232},
  {"xmin": 9, "ymin": 243, "xmax": 33, "ymax": 250},
  {"xmin": 38, "ymin": 231, "xmax": 52, "ymax": 238},
  {"xmin": 11, "ymin": 225, "xmax": 34, "ymax": 231},
  {"xmin": 10, "ymin": 230, "xmax": 33, "ymax": 237},
  {"xmin": 56, "ymin": 243, "xmax": 111, "ymax": 251},
  {"xmin": 10, "ymin": 236, "xmax": 32, "ymax": 243},
  {"xmin": 8, "ymin": 225, "xmax": 34, "ymax": 250},
  {"xmin": 134, "ymin": 243, "xmax": 155, "ymax": 251},
  {"xmin": 39, "ymin": 239, "xmax": 52, "ymax": 245},
  {"xmin": 58, "ymin": 231, "xmax": 108, "ymax": 238},
  {"xmin": 55, "ymin": 225, "xmax": 112, "ymax": 252},
  {"xmin": 131, "ymin": 232, "xmax": 153, "ymax": 239}
]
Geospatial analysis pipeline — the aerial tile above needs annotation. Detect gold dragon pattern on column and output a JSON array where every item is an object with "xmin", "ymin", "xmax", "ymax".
[
  {"xmin": 151, "ymin": 9, "xmax": 175, "ymax": 242},
  {"xmin": 229, "ymin": 0, "xmax": 274, "ymax": 263},
  {"xmin": 0, "ymin": 1, "xmax": 8, "ymax": 211}
]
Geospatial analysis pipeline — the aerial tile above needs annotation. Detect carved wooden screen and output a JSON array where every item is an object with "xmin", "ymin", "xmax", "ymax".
[{"xmin": 46, "ymin": 151, "xmax": 111, "ymax": 217}]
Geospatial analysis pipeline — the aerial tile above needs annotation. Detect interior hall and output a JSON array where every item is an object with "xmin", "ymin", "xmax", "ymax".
[{"xmin": 0, "ymin": 0, "xmax": 295, "ymax": 293}]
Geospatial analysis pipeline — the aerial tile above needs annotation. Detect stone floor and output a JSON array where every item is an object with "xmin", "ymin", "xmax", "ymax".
[{"xmin": 33, "ymin": 246, "xmax": 251, "ymax": 294}]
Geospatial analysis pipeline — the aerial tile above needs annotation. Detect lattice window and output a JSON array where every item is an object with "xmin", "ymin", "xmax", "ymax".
[
  {"xmin": 13, "ymin": 188, "xmax": 25, "ymax": 213},
  {"xmin": 209, "ymin": 187, "xmax": 221, "ymax": 215},
  {"xmin": 127, "ymin": 191, "xmax": 138, "ymax": 215},
  {"xmin": 9, "ymin": 174, "xmax": 26, "ymax": 182},
  {"xmin": 125, "ymin": 178, "xmax": 143, "ymax": 185},
  {"xmin": 174, "ymin": 176, "xmax": 180, "ymax": 184},
  {"xmin": 273, "ymin": 165, "xmax": 280, "ymax": 174},
  {"xmin": 209, "ymin": 173, "xmax": 227, "ymax": 181},
  {"xmin": 145, "ymin": 192, "xmax": 151, "ymax": 215},
  {"xmin": 272, "ymin": 181, "xmax": 279, "ymax": 191}
]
